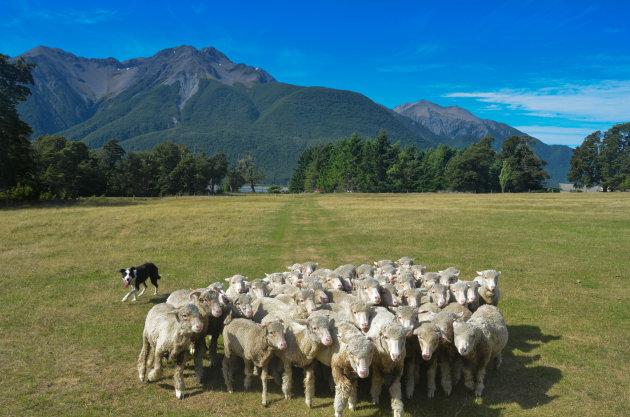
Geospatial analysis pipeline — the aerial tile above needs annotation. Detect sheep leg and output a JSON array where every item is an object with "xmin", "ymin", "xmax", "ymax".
[
  {"xmin": 462, "ymin": 362, "xmax": 475, "ymax": 392},
  {"xmin": 348, "ymin": 379, "xmax": 358, "ymax": 411},
  {"xmin": 281, "ymin": 359, "xmax": 293, "ymax": 400},
  {"xmin": 370, "ymin": 367, "xmax": 384, "ymax": 405},
  {"xmin": 452, "ymin": 356, "xmax": 462, "ymax": 386},
  {"xmin": 137, "ymin": 337, "xmax": 149, "ymax": 382},
  {"xmin": 243, "ymin": 359, "xmax": 254, "ymax": 390},
  {"xmin": 389, "ymin": 372, "xmax": 404, "ymax": 417},
  {"xmin": 474, "ymin": 356, "xmax": 491, "ymax": 397},
  {"xmin": 439, "ymin": 354, "xmax": 453, "ymax": 396},
  {"xmin": 148, "ymin": 346, "xmax": 164, "ymax": 382},
  {"xmin": 174, "ymin": 352, "xmax": 187, "ymax": 399},
  {"xmin": 426, "ymin": 355, "xmax": 438, "ymax": 398},
  {"xmin": 304, "ymin": 365, "xmax": 316, "ymax": 408},
  {"xmin": 222, "ymin": 354, "xmax": 233, "ymax": 393},
  {"xmin": 261, "ymin": 364, "xmax": 270, "ymax": 407},
  {"xmin": 332, "ymin": 367, "xmax": 350, "ymax": 417},
  {"xmin": 193, "ymin": 337, "xmax": 206, "ymax": 382},
  {"xmin": 494, "ymin": 352, "xmax": 503, "ymax": 370},
  {"xmin": 404, "ymin": 356, "xmax": 416, "ymax": 399},
  {"xmin": 208, "ymin": 333, "xmax": 219, "ymax": 367}
]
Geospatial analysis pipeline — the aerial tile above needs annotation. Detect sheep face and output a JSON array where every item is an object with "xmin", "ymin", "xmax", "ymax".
[
  {"xmin": 422, "ymin": 272, "xmax": 441, "ymax": 288},
  {"xmin": 284, "ymin": 270, "xmax": 302, "ymax": 286},
  {"xmin": 402, "ymin": 288, "xmax": 424, "ymax": 308},
  {"xmin": 396, "ymin": 256, "xmax": 414, "ymax": 270},
  {"xmin": 263, "ymin": 321, "xmax": 287, "ymax": 350},
  {"xmin": 347, "ymin": 338, "xmax": 376, "ymax": 378},
  {"xmin": 453, "ymin": 321, "xmax": 477, "ymax": 356},
  {"xmin": 294, "ymin": 289, "xmax": 318, "ymax": 314},
  {"xmin": 174, "ymin": 304, "xmax": 204, "ymax": 334},
  {"xmin": 466, "ymin": 281, "xmax": 480, "ymax": 304},
  {"xmin": 395, "ymin": 271, "xmax": 415, "ymax": 291},
  {"xmin": 248, "ymin": 279, "xmax": 269, "ymax": 299},
  {"xmin": 476, "ymin": 270, "xmax": 500, "ymax": 291},
  {"xmin": 225, "ymin": 274, "xmax": 248, "ymax": 294},
  {"xmin": 190, "ymin": 289, "xmax": 223, "ymax": 318},
  {"xmin": 379, "ymin": 322, "xmax": 407, "ymax": 362},
  {"xmin": 359, "ymin": 279, "xmax": 381, "ymax": 305},
  {"xmin": 349, "ymin": 301, "xmax": 371, "ymax": 332},
  {"xmin": 308, "ymin": 315, "xmax": 333, "ymax": 346},
  {"xmin": 390, "ymin": 306, "xmax": 419, "ymax": 335},
  {"xmin": 356, "ymin": 264, "xmax": 375, "ymax": 278},
  {"xmin": 429, "ymin": 284, "xmax": 449, "ymax": 308},
  {"xmin": 301, "ymin": 262, "xmax": 318, "ymax": 276},
  {"xmin": 450, "ymin": 281, "xmax": 468, "ymax": 306},
  {"xmin": 234, "ymin": 294, "xmax": 254, "ymax": 318},
  {"xmin": 380, "ymin": 284, "xmax": 400, "ymax": 307},
  {"xmin": 414, "ymin": 324, "xmax": 440, "ymax": 361},
  {"xmin": 410, "ymin": 264, "xmax": 426, "ymax": 280}
]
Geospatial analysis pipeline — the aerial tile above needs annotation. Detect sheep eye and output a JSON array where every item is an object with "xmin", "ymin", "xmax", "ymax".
[
  {"xmin": 313, "ymin": 327, "xmax": 318, "ymax": 331},
  {"xmin": 182, "ymin": 313, "xmax": 188, "ymax": 319}
]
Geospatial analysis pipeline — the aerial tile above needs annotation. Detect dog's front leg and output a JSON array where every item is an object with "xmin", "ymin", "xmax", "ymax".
[
  {"xmin": 122, "ymin": 288, "xmax": 137, "ymax": 302},
  {"xmin": 137, "ymin": 283, "xmax": 147, "ymax": 298}
]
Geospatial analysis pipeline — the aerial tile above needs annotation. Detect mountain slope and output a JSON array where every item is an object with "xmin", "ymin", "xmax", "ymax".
[{"xmin": 394, "ymin": 100, "xmax": 573, "ymax": 185}]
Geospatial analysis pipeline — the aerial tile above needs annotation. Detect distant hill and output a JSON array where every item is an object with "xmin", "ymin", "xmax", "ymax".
[
  {"xmin": 15, "ymin": 46, "xmax": 572, "ymax": 185},
  {"xmin": 394, "ymin": 100, "xmax": 573, "ymax": 185}
]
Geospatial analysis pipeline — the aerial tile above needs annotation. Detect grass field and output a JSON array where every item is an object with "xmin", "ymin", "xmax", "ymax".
[{"xmin": 1, "ymin": 193, "xmax": 629, "ymax": 416}]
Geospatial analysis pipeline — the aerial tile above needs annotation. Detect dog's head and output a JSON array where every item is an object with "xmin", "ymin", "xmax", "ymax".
[{"xmin": 120, "ymin": 267, "xmax": 136, "ymax": 288}]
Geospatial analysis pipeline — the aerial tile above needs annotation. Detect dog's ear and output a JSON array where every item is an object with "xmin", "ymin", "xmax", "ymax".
[{"xmin": 119, "ymin": 269, "xmax": 126, "ymax": 274}]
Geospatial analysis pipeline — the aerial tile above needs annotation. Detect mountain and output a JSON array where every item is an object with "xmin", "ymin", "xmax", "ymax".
[
  {"xmin": 15, "ymin": 46, "xmax": 572, "ymax": 185},
  {"xmin": 394, "ymin": 100, "xmax": 573, "ymax": 185}
]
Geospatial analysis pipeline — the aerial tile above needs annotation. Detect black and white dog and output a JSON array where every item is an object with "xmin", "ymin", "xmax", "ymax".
[{"xmin": 119, "ymin": 262, "xmax": 161, "ymax": 302}]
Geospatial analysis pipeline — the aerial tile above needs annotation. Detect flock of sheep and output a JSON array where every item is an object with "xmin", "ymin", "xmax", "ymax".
[{"xmin": 137, "ymin": 258, "xmax": 508, "ymax": 417}]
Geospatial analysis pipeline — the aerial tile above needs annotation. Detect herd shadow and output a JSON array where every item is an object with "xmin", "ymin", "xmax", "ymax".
[{"xmin": 157, "ymin": 324, "xmax": 562, "ymax": 415}]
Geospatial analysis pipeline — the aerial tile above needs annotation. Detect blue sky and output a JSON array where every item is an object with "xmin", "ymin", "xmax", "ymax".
[{"xmin": 2, "ymin": 0, "xmax": 629, "ymax": 147}]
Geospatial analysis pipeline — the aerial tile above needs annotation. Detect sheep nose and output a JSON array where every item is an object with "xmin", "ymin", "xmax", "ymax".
[
  {"xmin": 393, "ymin": 300, "xmax": 399, "ymax": 306},
  {"xmin": 337, "ymin": 284, "xmax": 343, "ymax": 289},
  {"xmin": 392, "ymin": 353, "xmax": 400, "ymax": 361},
  {"xmin": 246, "ymin": 310, "xmax": 253, "ymax": 317},
  {"xmin": 374, "ymin": 296, "xmax": 381, "ymax": 303},
  {"xmin": 324, "ymin": 337, "xmax": 333, "ymax": 346},
  {"xmin": 460, "ymin": 300, "xmax": 466, "ymax": 305},
  {"xmin": 422, "ymin": 353, "xmax": 430, "ymax": 360},
  {"xmin": 358, "ymin": 370, "xmax": 368, "ymax": 378},
  {"xmin": 279, "ymin": 342, "xmax": 287, "ymax": 350},
  {"xmin": 214, "ymin": 308, "xmax": 223, "ymax": 317},
  {"xmin": 361, "ymin": 323, "xmax": 369, "ymax": 331}
]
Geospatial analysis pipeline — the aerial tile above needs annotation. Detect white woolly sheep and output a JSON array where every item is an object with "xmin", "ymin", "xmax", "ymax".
[
  {"xmin": 137, "ymin": 302, "xmax": 204, "ymax": 399},
  {"xmin": 247, "ymin": 279, "xmax": 270, "ymax": 300},
  {"xmin": 396, "ymin": 256, "xmax": 414, "ymax": 270},
  {"xmin": 453, "ymin": 304, "xmax": 508, "ymax": 397},
  {"xmin": 380, "ymin": 283, "xmax": 402, "ymax": 307},
  {"xmin": 356, "ymin": 263, "xmax": 376, "ymax": 278},
  {"xmin": 207, "ymin": 293, "xmax": 254, "ymax": 367},
  {"xmin": 222, "ymin": 318, "xmax": 288, "ymax": 406},
  {"xmin": 324, "ymin": 290, "xmax": 372, "ymax": 331},
  {"xmin": 401, "ymin": 288, "xmax": 425, "ymax": 308},
  {"xmin": 354, "ymin": 277, "xmax": 382, "ymax": 306},
  {"xmin": 474, "ymin": 270, "xmax": 501, "ymax": 306},
  {"xmin": 225, "ymin": 274, "xmax": 249, "ymax": 298}
]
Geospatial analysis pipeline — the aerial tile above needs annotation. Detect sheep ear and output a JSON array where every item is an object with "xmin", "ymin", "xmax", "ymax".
[
  {"xmin": 189, "ymin": 289, "xmax": 203, "ymax": 300},
  {"xmin": 412, "ymin": 327, "xmax": 421, "ymax": 335},
  {"xmin": 476, "ymin": 271, "xmax": 483, "ymax": 276},
  {"xmin": 456, "ymin": 311, "xmax": 465, "ymax": 319},
  {"xmin": 276, "ymin": 318, "xmax": 284, "ymax": 324},
  {"xmin": 388, "ymin": 306, "xmax": 398, "ymax": 312},
  {"xmin": 225, "ymin": 278, "xmax": 230, "ymax": 282},
  {"xmin": 295, "ymin": 318, "xmax": 308, "ymax": 326},
  {"xmin": 496, "ymin": 271, "xmax": 501, "ymax": 277},
  {"xmin": 295, "ymin": 279, "xmax": 303, "ymax": 286}
]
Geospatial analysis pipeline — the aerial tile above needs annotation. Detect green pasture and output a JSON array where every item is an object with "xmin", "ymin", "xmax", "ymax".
[{"xmin": 1, "ymin": 193, "xmax": 628, "ymax": 416}]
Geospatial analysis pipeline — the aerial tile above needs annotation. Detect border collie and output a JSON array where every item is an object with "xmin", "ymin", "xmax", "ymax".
[{"xmin": 119, "ymin": 262, "xmax": 161, "ymax": 302}]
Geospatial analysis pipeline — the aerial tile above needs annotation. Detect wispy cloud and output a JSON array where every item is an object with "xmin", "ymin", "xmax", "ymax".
[
  {"xmin": 513, "ymin": 125, "xmax": 601, "ymax": 146},
  {"xmin": 36, "ymin": 8, "xmax": 117, "ymax": 25},
  {"xmin": 445, "ymin": 80, "xmax": 630, "ymax": 123}
]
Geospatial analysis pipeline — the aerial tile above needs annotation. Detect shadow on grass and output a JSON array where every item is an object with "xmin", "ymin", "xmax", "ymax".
[
  {"xmin": 155, "ymin": 324, "xmax": 561, "ymax": 415},
  {"xmin": 1, "ymin": 197, "xmax": 143, "ymax": 210},
  {"xmin": 148, "ymin": 293, "xmax": 170, "ymax": 304}
]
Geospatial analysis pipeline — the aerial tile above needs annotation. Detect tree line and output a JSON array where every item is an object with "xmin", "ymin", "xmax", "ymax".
[
  {"xmin": 289, "ymin": 131, "xmax": 550, "ymax": 193},
  {"xmin": 568, "ymin": 123, "xmax": 630, "ymax": 191}
]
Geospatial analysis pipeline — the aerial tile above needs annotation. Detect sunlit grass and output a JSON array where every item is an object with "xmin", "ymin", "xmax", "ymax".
[{"xmin": 1, "ymin": 193, "xmax": 629, "ymax": 416}]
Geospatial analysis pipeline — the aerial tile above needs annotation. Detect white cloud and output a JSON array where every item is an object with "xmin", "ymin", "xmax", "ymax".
[
  {"xmin": 513, "ymin": 125, "xmax": 600, "ymax": 146},
  {"xmin": 445, "ymin": 80, "xmax": 630, "ymax": 123}
]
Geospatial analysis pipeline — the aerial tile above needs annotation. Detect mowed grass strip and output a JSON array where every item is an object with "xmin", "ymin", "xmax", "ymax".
[{"xmin": 0, "ymin": 193, "xmax": 629, "ymax": 416}]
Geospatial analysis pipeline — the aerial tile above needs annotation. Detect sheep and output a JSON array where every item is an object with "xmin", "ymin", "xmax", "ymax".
[
  {"xmin": 463, "ymin": 280, "xmax": 481, "ymax": 311},
  {"xmin": 334, "ymin": 264, "xmax": 357, "ymax": 291},
  {"xmin": 394, "ymin": 270, "xmax": 415, "ymax": 292},
  {"xmin": 247, "ymin": 278, "xmax": 270, "ymax": 300},
  {"xmin": 314, "ymin": 316, "xmax": 377, "ymax": 417},
  {"xmin": 166, "ymin": 288, "xmax": 223, "ymax": 380},
  {"xmin": 323, "ymin": 290, "xmax": 372, "ymax": 331},
  {"xmin": 401, "ymin": 288, "xmax": 425, "ymax": 308},
  {"xmin": 207, "ymin": 281, "xmax": 230, "ymax": 306},
  {"xmin": 284, "ymin": 270, "xmax": 303, "ymax": 286},
  {"xmin": 299, "ymin": 276, "xmax": 330, "ymax": 303},
  {"xmin": 287, "ymin": 262, "xmax": 318, "ymax": 277},
  {"xmin": 264, "ymin": 314, "xmax": 333, "ymax": 407},
  {"xmin": 225, "ymin": 274, "xmax": 249, "ymax": 298},
  {"xmin": 439, "ymin": 267, "xmax": 461, "ymax": 286},
  {"xmin": 423, "ymin": 283, "xmax": 450, "ymax": 308},
  {"xmin": 222, "ymin": 318, "xmax": 288, "ymax": 406},
  {"xmin": 353, "ymin": 277, "xmax": 382, "ymax": 306},
  {"xmin": 374, "ymin": 259, "xmax": 396, "ymax": 268},
  {"xmin": 396, "ymin": 256, "xmax": 414, "ymax": 270},
  {"xmin": 453, "ymin": 304, "xmax": 508, "ymax": 397},
  {"xmin": 263, "ymin": 272, "xmax": 287, "ymax": 291},
  {"xmin": 449, "ymin": 280, "xmax": 469, "ymax": 306},
  {"xmin": 356, "ymin": 263, "xmax": 376, "ymax": 278},
  {"xmin": 413, "ymin": 311, "xmax": 460, "ymax": 398},
  {"xmin": 389, "ymin": 305, "xmax": 419, "ymax": 333},
  {"xmin": 365, "ymin": 306, "xmax": 407, "ymax": 417},
  {"xmin": 275, "ymin": 288, "xmax": 319, "ymax": 316},
  {"xmin": 206, "ymin": 293, "xmax": 254, "ymax": 367},
  {"xmin": 311, "ymin": 269, "xmax": 345, "ymax": 291},
  {"xmin": 389, "ymin": 305, "xmax": 421, "ymax": 399},
  {"xmin": 417, "ymin": 302, "xmax": 441, "ymax": 323},
  {"xmin": 137, "ymin": 302, "xmax": 204, "ymax": 399},
  {"xmin": 410, "ymin": 264, "xmax": 426, "ymax": 281},
  {"xmin": 380, "ymin": 283, "xmax": 402, "ymax": 307},
  {"xmin": 474, "ymin": 270, "xmax": 501, "ymax": 306},
  {"xmin": 378, "ymin": 264, "xmax": 399, "ymax": 281},
  {"xmin": 251, "ymin": 296, "xmax": 307, "ymax": 322},
  {"xmin": 444, "ymin": 302, "xmax": 473, "ymax": 322},
  {"xmin": 421, "ymin": 271, "xmax": 441, "ymax": 288}
]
